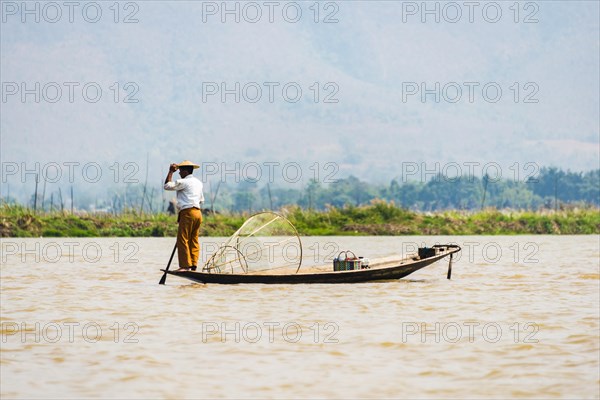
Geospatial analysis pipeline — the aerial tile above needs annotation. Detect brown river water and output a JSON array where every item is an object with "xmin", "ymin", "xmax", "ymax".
[{"xmin": 1, "ymin": 236, "xmax": 599, "ymax": 399}]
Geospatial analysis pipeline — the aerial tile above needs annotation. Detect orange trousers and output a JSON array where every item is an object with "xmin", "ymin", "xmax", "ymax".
[{"xmin": 177, "ymin": 208, "xmax": 202, "ymax": 268}]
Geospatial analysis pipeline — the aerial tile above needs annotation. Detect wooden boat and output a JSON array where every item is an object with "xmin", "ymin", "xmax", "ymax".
[{"xmin": 163, "ymin": 244, "xmax": 461, "ymax": 285}]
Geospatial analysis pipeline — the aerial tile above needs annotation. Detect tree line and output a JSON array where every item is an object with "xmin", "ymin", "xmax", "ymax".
[
  {"xmin": 215, "ymin": 167, "xmax": 599, "ymax": 212},
  {"xmin": 5, "ymin": 167, "xmax": 599, "ymax": 213}
]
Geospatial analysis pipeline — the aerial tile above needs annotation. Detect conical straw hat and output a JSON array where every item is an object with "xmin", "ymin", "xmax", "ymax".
[{"xmin": 177, "ymin": 160, "xmax": 200, "ymax": 169}]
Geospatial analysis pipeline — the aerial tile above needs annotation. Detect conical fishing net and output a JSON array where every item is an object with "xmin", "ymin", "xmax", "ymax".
[{"xmin": 203, "ymin": 212, "xmax": 302, "ymax": 274}]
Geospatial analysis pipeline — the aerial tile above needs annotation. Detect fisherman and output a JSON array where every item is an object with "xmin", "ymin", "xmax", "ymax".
[{"xmin": 164, "ymin": 160, "xmax": 204, "ymax": 271}]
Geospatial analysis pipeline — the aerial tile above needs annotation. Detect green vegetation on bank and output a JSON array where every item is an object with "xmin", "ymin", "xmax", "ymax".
[{"xmin": 1, "ymin": 202, "xmax": 598, "ymax": 237}]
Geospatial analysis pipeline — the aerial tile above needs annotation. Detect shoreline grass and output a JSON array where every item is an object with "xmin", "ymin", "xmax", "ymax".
[{"xmin": 1, "ymin": 203, "xmax": 598, "ymax": 237}]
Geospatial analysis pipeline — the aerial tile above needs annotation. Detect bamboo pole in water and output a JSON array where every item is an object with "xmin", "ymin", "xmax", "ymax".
[
  {"xmin": 41, "ymin": 176, "xmax": 47, "ymax": 212},
  {"xmin": 267, "ymin": 183, "xmax": 273, "ymax": 210},
  {"xmin": 140, "ymin": 153, "xmax": 149, "ymax": 214},
  {"xmin": 58, "ymin": 187, "xmax": 64, "ymax": 212},
  {"xmin": 33, "ymin": 174, "xmax": 39, "ymax": 212},
  {"xmin": 481, "ymin": 174, "xmax": 489, "ymax": 210}
]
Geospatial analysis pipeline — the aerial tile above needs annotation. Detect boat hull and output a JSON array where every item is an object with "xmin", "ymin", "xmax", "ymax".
[{"xmin": 164, "ymin": 245, "xmax": 460, "ymax": 284}]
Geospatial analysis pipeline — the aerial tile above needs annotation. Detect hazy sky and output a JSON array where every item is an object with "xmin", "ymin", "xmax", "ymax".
[{"xmin": 1, "ymin": 0, "xmax": 599, "ymax": 198}]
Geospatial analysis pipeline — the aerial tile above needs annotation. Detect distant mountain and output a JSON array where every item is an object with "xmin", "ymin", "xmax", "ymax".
[{"xmin": 2, "ymin": 1, "xmax": 599, "ymax": 197}]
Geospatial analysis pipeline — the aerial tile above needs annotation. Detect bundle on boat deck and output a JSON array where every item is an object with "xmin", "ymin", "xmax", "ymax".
[{"xmin": 254, "ymin": 254, "xmax": 427, "ymax": 275}]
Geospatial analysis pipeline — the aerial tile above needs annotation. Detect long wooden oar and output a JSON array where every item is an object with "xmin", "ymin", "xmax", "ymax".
[
  {"xmin": 159, "ymin": 243, "xmax": 178, "ymax": 285},
  {"xmin": 447, "ymin": 253, "xmax": 453, "ymax": 280}
]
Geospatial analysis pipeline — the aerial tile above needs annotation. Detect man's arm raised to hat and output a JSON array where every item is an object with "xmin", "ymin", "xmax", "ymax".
[{"xmin": 164, "ymin": 163, "xmax": 179, "ymax": 189}]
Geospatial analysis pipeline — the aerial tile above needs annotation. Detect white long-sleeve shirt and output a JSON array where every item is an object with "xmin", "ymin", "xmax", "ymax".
[{"xmin": 164, "ymin": 174, "xmax": 204, "ymax": 210}]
